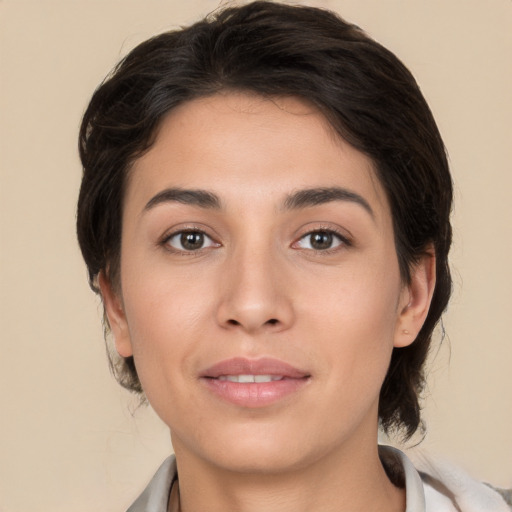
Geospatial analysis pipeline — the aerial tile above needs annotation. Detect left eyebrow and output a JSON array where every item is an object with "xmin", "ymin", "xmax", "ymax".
[{"xmin": 282, "ymin": 187, "xmax": 374, "ymax": 219}]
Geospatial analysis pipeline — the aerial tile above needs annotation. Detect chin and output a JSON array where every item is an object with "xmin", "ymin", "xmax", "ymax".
[
  {"xmin": 209, "ymin": 440, "xmax": 313, "ymax": 475},
  {"xmin": 173, "ymin": 416, "xmax": 346, "ymax": 476}
]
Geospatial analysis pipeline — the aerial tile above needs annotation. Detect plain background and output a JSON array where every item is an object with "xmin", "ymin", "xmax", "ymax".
[{"xmin": 1, "ymin": 0, "xmax": 511, "ymax": 510}]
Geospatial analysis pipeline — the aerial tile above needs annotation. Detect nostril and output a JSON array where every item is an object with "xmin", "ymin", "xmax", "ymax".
[{"xmin": 223, "ymin": 318, "xmax": 281, "ymax": 329}]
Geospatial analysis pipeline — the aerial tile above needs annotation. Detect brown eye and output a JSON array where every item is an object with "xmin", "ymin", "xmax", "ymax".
[
  {"xmin": 166, "ymin": 230, "xmax": 217, "ymax": 252},
  {"xmin": 295, "ymin": 230, "xmax": 344, "ymax": 251},
  {"xmin": 181, "ymin": 232, "xmax": 204, "ymax": 250},
  {"xmin": 310, "ymin": 232, "xmax": 334, "ymax": 250}
]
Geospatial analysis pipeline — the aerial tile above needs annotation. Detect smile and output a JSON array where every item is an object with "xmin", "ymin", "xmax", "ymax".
[
  {"xmin": 200, "ymin": 358, "xmax": 310, "ymax": 408},
  {"xmin": 217, "ymin": 374, "xmax": 285, "ymax": 383}
]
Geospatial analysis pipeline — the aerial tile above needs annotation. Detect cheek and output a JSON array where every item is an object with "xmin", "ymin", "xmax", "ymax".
[
  {"xmin": 119, "ymin": 257, "xmax": 216, "ymax": 385},
  {"xmin": 300, "ymin": 260, "xmax": 402, "ymax": 385},
  {"xmin": 122, "ymin": 245, "xmax": 214, "ymax": 328},
  {"xmin": 302, "ymin": 255, "xmax": 401, "ymax": 336}
]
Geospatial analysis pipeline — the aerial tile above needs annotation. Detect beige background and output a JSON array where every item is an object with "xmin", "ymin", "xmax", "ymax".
[{"xmin": 1, "ymin": 0, "xmax": 511, "ymax": 510}]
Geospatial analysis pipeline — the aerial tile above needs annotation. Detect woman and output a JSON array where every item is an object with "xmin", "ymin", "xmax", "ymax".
[{"xmin": 76, "ymin": 2, "xmax": 510, "ymax": 511}]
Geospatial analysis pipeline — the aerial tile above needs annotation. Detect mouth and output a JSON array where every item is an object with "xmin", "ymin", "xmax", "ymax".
[
  {"xmin": 216, "ymin": 374, "xmax": 286, "ymax": 383},
  {"xmin": 200, "ymin": 357, "xmax": 311, "ymax": 408}
]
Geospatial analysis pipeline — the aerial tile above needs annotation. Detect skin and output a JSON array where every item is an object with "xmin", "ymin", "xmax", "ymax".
[{"xmin": 100, "ymin": 92, "xmax": 435, "ymax": 512}]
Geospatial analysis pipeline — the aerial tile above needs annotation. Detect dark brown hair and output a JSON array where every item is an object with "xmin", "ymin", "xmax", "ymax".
[{"xmin": 77, "ymin": 1, "xmax": 452, "ymax": 438}]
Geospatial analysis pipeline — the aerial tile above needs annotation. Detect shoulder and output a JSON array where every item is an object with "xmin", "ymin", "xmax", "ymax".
[{"xmin": 407, "ymin": 449, "xmax": 511, "ymax": 512}]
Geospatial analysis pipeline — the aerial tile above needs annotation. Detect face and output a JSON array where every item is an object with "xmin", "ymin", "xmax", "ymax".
[{"xmin": 102, "ymin": 93, "xmax": 432, "ymax": 474}]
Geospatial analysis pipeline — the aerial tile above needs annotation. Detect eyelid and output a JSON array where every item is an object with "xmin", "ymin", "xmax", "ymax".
[
  {"xmin": 291, "ymin": 224, "xmax": 352, "ymax": 252},
  {"xmin": 159, "ymin": 225, "xmax": 221, "ymax": 253}
]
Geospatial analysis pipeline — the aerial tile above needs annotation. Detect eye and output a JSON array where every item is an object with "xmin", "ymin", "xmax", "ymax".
[
  {"xmin": 294, "ymin": 230, "xmax": 346, "ymax": 251},
  {"xmin": 165, "ymin": 230, "xmax": 218, "ymax": 252}
]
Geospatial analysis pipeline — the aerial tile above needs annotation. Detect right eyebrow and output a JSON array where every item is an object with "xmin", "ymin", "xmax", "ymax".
[{"xmin": 143, "ymin": 188, "xmax": 222, "ymax": 212}]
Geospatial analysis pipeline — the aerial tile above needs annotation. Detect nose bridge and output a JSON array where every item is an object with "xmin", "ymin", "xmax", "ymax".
[{"xmin": 217, "ymin": 236, "xmax": 293, "ymax": 332}]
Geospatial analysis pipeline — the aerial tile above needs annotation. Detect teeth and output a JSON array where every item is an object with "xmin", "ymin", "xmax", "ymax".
[
  {"xmin": 254, "ymin": 375, "xmax": 273, "ymax": 383},
  {"xmin": 217, "ymin": 374, "xmax": 283, "ymax": 383},
  {"xmin": 238, "ymin": 374, "xmax": 255, "ymax": 383}
]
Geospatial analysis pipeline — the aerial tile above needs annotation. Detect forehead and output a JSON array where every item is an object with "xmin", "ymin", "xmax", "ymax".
[{"xmin": 126, "ymin": 92, "xmax": 390, "ymax": 219}]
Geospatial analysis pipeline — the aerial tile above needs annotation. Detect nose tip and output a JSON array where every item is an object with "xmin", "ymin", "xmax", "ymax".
[{"xmin": 216, "ymin": 254, "xmax": 294, "ymax": 334}]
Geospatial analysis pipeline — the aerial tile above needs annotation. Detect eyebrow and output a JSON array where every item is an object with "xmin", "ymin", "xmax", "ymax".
[
  {"xmin": 144, "ymin": 188, "xmax": 222, "ymax": 212},
  {"xmin": 143, "ymin": 185, "xmax": 373, "ymax": 218},
  {"xmin": 283, "ymin": 187, "xmax": 374, "ymax": 218}
]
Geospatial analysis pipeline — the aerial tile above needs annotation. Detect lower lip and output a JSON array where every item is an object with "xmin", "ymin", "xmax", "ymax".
[{"xmin": 201, "ymin": 377, "xmax": 309, "ymax": 408}]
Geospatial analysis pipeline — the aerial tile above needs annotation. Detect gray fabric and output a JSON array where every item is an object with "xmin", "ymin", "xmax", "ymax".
[
  {"xmin": 127, "ymin": 457, "xmax": 176, "ymax": 512},
  {"xmin": 486, "ymin": 485, "xmax": 512, "ymax": 510}
]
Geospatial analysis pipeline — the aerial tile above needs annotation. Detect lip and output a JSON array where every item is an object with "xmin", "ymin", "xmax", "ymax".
[{"xmin": 200, "ymin": 357, "xmax": 311, "ymax": 408}]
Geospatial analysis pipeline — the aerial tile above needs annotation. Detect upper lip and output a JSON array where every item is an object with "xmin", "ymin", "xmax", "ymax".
[{"xmin": 200, "ymin": 357, "xmax": 310, "ymax": 379}]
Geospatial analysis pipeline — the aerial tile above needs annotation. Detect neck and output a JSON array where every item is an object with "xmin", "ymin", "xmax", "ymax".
[{"xmin": 172, "ymin": 436, "xmax": 405, "ymax": 512}]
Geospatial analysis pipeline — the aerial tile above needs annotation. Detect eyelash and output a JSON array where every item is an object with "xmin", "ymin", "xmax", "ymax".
[
  {"xmin": 161, "ymin": 227, "xmax": 220, "ymax": 255},
  {"xmin": 293, "ymin": 228, "xmax": 351, "ymax": 254},
  {"xmin": 160, "ymin": 227, "xmax": 351, "ymax": 255}
]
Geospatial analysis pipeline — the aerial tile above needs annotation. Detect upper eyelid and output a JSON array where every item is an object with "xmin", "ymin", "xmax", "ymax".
[
  {"xmin": 295, "ymin": 224, "xmax": 352, "ymax": 242},
  {"xmin": 165, "ymin": 229, "xmax": 214, "ymax": 241},
  {"xmin": 297, "ymin": 230, "xmax": 348, "ymax": 245},
  {"xmin": 300, "ymin": 228, "xmax": 345, "ymax": 238},
  {"xmin": 160, "ymin": 224, "xmax": 218, "ymax": 242}
]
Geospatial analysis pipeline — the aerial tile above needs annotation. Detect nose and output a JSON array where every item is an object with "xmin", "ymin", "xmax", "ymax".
[{"xmin": 216, "ymin": 244, "xmax": 295, "ymax": 334}]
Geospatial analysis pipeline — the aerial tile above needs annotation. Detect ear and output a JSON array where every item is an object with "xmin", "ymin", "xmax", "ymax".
[
  {"xmin": 394, "ymin": 248, "xmax": 436, "ymax": 348},
  {"xmin": 98, "ymin": 271, "xmax": 133, "ymax": 358}
]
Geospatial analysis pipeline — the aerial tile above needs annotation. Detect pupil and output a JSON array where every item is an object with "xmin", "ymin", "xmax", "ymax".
[
  {"xmin": 311, "ymin": 232, "xmax": 332, "ymax": 250},
  {"xmin": 181, "ymin": 232, "xmax": 204, "ymax": 250}
]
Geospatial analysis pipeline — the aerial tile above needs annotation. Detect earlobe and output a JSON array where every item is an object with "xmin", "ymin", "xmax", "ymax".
[
  {"xmin": 98, "ymin": 272, "xmax": 134, "ymax": 358},
  {"xmin": 394, "ymin": 249, "xmax": 436, "ymax": 348}
]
